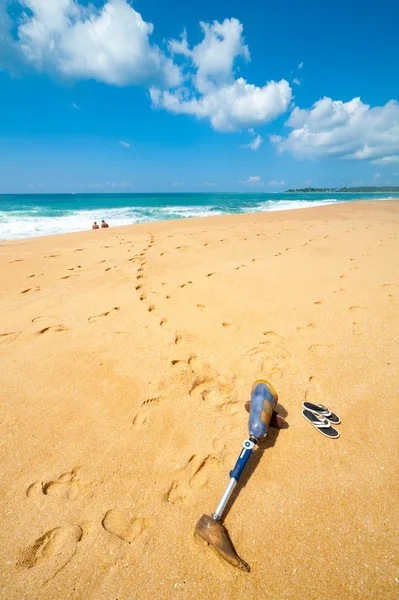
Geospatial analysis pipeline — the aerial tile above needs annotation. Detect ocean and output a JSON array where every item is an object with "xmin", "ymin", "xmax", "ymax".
[{"xmin": 1, "ymin": 192, "xmax": 398, "ymax": 241}]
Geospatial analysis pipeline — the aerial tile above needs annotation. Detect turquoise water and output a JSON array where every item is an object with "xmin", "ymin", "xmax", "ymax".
[{"xmin": 1, "ymin": 192, "xmax": 398, "ymax": 241}]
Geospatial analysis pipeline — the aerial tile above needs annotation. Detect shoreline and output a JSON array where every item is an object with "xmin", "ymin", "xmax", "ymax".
[
  {"xmin": 1, "ymin": 195, "xmax": 399, "ymax": 243},
  {"xmin": 1, "ymin": 198, "xmax": 398, "ymax": 245}
]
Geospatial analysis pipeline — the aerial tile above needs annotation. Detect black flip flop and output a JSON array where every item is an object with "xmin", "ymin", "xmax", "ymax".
[
  {"xmin": 302, "ymin": 409, "xmax": 340, "ymax": 438},
  {"xmin": 302, "ymin": 402, "xmax": 341, "ymax": 425}
]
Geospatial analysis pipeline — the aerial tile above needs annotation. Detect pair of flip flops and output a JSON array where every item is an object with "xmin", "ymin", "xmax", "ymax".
[{"xmin": 302, "ymin": 402, "xmax": 341, "ymax": 438}]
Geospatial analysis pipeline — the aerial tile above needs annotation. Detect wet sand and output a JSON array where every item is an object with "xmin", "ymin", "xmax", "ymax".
[{"xmin": 0, "ymin": 200, "xmax": 398, "ymax": 599}]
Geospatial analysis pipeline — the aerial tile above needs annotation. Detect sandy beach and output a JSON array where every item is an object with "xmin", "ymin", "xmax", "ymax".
[{"xmin": 0, "ymin": 200, "xmax": 398, "ymax": 599}]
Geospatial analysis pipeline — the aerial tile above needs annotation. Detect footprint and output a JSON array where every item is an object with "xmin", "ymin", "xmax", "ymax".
[
  {"xmin": 382, "ymin": 283, "xmax": 399, "ymax": 289},
  {"xmin": 36, "ymin": 325, "xmax": 68, "ymax": 335},
  {"xmin": 160, "ymin": 318, "xmax": 168, "ymax": 327},
  {"xmin": 133, "ymin": 397, "xmax": 163, "ymax": 425},
  {"xmin": 174, "ymin": 332, "xmax": 183, "ymax": 345},
  {"xmin": 165, "ymin": 454, "xmax": 221, "ymax": 504},
  {"xmin": 189, "ymin": 370, "xmax": 237, "ymax": 409},
  {"xmin": 102, "ymin": 510, "xmax": 149, "ymax": 543},
  {"xmin": 196, "ymin": 304, "xmax": 206, "ymax": 311},
  {"xmin": 245, "ymin": 332, "xmax": 291, "ymax": 378},
  {"xmin": 21, "ymin": 287, "xmax": 40, "ymax": 294},
  {"xmin": 206, "ymin": 272, "xmax": 219, "ymax": 277},
  {"xmin": 44, "ymin": 255, "xmax": 59, "ymax": 259},
  {"xmin": 349, "ymin": 306, "xmax": 367, "ymax": 311},
  {"xmin": 170, "ymin": 359, "xmax": 186, "ymax": 368},
  {"xmin": 10, "ymin": 259, "xmax": 24, "ymax": 263},
  {"xmin": 188, "ymin": 355, "xmax": 203, "ymax": 375},
  {"xmin": 31, "ymin": 316, "xmax": 50, "ymax": 323},
  {"xmin": 88, "ymin": 307, "xmax": 120, "ymax": 321},
  {"xmin": 0, "ymin": 331, "xmax": 21, "ymax": 344},
  {"xmin": 148, "ymin": 305, "xmax": 155, "ymax": 312},
  {"xmin": 27, "ymin": 468, "xmax": 81, "ymax": 500},
  {"xmin": 314, "ymin": 300, "xmax": 323, "ymax": 305},
  {"xmin": 309, "ymin": 344, "xmax": 335, "ymax": 355},
  {"xmin": 19, "ymin": 525, "xmax": 82, "ymax": 584},
  {"xmin": 189, "ymin": 455, "xmax": 220, "ymax": 489},
  {"xmin": 73, "ymin": 249, "xmax": 84, "ymax": 252},
  {"xmin": 222, "ymin": 322, "xmax": 232, "ymax": 328},
  {"xmin": 180, "ymin": 281, "xmax": 193, "ymax": 288},
  {"xmin": 304, "ymin": 375, "xmax": 325, "ymax": 404},
  {"xmin": 296, "ymin": 322, "xmax": 317, "ymax": 331}
]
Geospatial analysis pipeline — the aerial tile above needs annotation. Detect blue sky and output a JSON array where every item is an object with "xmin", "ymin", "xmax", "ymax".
[{"xmin": 0, "ymin": 0, "xmax": 398, "ymax": 193}]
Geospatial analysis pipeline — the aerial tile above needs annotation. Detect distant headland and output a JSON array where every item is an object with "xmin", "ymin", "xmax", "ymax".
[{"xmin": 286, "ymin": 186, "xmax": 399, "ymax": 193}]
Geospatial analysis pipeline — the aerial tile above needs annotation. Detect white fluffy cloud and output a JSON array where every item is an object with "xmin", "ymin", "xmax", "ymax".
[
  {"xmin": 190, "ymin": 18, "xmax": 250, "ymax": 93},
  {"xmin": 14, "ymin": 0, "xmax": 181, "ymax": 87},
  {"xmin": 152, "ymin": 18, "xmax": 292, "ymax": 132},
  {"xmin": 241, "ymin": 134, "xmax": 263, "ymax": 151},
  {"xmin": 152, "ymin": 77, "xmax": 291, "ymax": 133},
  {"xmin": 168, "ymin": 29, "xmax": 191, "ymax": 58},
  {"xmin": 241, "ymin": 175, "xmax": 264, "ymax": 185},
  {"xmin": 267, "ymin": 179, "xmax": 285, "ymax": 186},
  {"xmin": 272, "ymin": 96, "xmax": 399, "ymax": 164}
]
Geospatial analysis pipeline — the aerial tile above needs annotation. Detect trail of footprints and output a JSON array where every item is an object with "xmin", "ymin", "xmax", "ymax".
[{"xmin": 133, "ymin": 232, "xmax": 163, "ymax": 317}]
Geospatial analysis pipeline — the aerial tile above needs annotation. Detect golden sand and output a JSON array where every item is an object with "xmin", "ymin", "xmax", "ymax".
[{"xmin": 0, "ymin": 201, "xmax": 398, "ymax": 599}]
